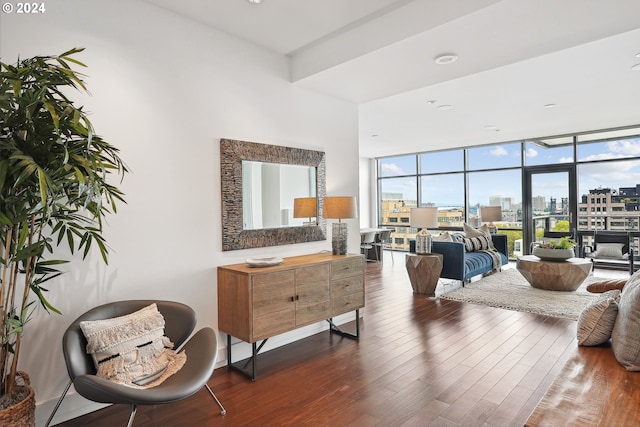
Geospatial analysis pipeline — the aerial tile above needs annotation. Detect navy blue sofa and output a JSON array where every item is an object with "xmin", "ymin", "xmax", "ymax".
[{"xmin": 431, "ymin": 234, "xmax": 509, "ymax": 283}]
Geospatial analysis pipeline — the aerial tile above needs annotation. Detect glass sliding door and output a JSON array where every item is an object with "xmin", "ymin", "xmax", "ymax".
[{"xmin": 523, "ymin": 165, "xmax": 577, "ymax": 253}]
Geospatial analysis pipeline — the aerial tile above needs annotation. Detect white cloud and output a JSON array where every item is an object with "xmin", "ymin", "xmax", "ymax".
[
  {"xmin": 579, "ymin": 152, "xmax": 623, "ymax": 162},
  {"xmin": 380, "ymin": 163, "xmax": 405, "ymax": 175},
  {"xmin": 608, "ymin": 139, "xmax": 640, "ymax": 155},
  {"xmin": 526, "ymin": 148, "xmax": 538, "ymax": 158},
  {"xmin": 579, "ymin": 159, "xmax": 640, "ymax": 194},
  {"xmin": 490, "ymin": 146, "xmax": 508, "ymax": 156}
]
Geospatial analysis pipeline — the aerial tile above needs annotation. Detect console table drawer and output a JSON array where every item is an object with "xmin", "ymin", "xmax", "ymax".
[
  {"xmin": 332, "ymin": 292, "xmax": 364, "ymax": 317},
  {"xmin": 332, "ymin": 274, "xmax": 364, "ymax": 296},
  {"xmin": 331, "ymin": 257, "xmax": 363, "ymax": 280}
]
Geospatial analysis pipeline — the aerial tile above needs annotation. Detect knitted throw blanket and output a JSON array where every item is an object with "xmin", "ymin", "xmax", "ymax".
[{"xmin": 481, "ymin": 248, "xmax": 503, "ymax": 271}]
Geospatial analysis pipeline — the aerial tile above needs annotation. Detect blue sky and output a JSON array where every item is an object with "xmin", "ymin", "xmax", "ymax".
[{"xmin": 379, "ymin": 137, "xmax": 640, "ymax": 207}]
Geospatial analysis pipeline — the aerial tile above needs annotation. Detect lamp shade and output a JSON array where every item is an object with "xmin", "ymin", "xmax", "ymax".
[
  {"xmin": 293, "ymin": 197, "xmax": 317, "ymax": 218},
  {"xmin": 480, "ymin": 206, "xmax": 502, "ymax": 222},
  {"xmin": 324, "ymin": 196, "xmax": 357, "ymax": 219},
  {"xmin": 410, "ymin": 207, "xmax": 438, "ymax": 228}
]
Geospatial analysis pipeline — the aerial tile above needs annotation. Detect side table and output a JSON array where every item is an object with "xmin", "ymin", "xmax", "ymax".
[{"xmin": 405, "ymin": 253, "xmax": 443, "ymax": 297}]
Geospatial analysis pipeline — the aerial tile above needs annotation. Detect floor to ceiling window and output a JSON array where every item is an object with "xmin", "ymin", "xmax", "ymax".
[
  {"xmin": 377, "ymin": 125, "xmax": 640, "ymax": 258},
  {"xmin": 576, "ymin": 130, "xmax": 640, "ymax": 253},
  {"xmin": 378, "ymin": 155, "xmax": 417, "ymax": 250}
]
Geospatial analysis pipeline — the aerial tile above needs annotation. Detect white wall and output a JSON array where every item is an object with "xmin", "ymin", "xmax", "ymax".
[
  {"xmin": 0, "ymin": 1, "xmax": 360, "ymax": 424},
  {"xmin": 359, "ymin": 157, "xmax": 378, "ymax": 228}
]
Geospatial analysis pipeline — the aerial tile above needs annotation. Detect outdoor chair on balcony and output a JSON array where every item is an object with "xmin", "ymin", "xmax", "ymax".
[{"xmin": 582, "ymin": 231, "xmax": 635, "ymax": 274}]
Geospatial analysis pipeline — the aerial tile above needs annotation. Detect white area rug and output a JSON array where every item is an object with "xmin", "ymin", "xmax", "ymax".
[{"xmin": 439, "ymin": 268, "xmax": 603, "ymax": 320}]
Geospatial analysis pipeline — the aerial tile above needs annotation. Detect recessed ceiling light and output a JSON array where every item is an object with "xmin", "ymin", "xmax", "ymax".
[
  {"xmin": 247, "ymin": 0, "xmax": 262, "ymax": 3},
  {"xmin": 636, "ymin": 53, "xmax": 640, "ymax": 58},
  {"xmin": 632, "ymin": 63, "xmax": 640, "ymax": 71},
  {"xmin": 434, "ymin": 54, "xmax": 458, "ymax": 65},
  {"xmin": 437, "ymin": 104, "xmax": 453, "ymax": 111},
  {"xmin": 544, "ymin": 103, "xmax": 557, "ymax": 108},
  {"xmin": 484, "ymin": 125, "xmax": 499, "ymax": 131},
  {"xmin": 426, "ymin": 100, "xmax": 437, "ymax": 105},
  {"xmin": 371, "ymin": 134, "xmax": 379, "ymax": 138}
]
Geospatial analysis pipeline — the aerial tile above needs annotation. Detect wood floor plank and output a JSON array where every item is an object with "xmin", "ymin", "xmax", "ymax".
[{"xmin": 55, "ymin": 259, "xmax": 605, "ymax": 427}]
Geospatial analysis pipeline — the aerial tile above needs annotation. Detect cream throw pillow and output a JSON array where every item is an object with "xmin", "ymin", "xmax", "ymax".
[
  {"xmin": 577, "ymin": 290, "xmax": 620, "ymax": 346},
  {"xmin": 612, "ymin": 270, "xmax": 640, "ymax": 370},
  {"xmin": 462, "ymin": 223, "xmax": 495, "ymax": 249},
  {"xmin": 80, "ymin": 303, "xmax": 187, "ymax": 388}
]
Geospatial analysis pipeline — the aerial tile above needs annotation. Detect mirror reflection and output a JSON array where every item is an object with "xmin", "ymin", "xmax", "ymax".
[{"xmin": 242, "ymin": 161, "xmax": 317, "ymax": 229}]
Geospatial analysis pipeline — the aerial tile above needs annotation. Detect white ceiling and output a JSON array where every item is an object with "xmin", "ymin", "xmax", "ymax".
[{"xmin": 146, "ymin": 0, "xmax": 640, "ymax": 158}]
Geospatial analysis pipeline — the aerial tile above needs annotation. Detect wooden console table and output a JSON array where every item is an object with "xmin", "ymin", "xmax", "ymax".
[{"xmin": 218, "ymin": 253, "xmax": 364, "ymax": 380}]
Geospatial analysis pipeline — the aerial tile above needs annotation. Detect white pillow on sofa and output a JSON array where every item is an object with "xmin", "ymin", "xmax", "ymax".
[
  {"xmin": 612, "ymin": 270, "xmax": 640, "ymax": 370},
  {"xmin": 463, "ymin": 223, "xmax": 490, "ymax": 238},
  {"xmin": 577, "ymin": 290, "xmax": 620, "ymax": 346}
]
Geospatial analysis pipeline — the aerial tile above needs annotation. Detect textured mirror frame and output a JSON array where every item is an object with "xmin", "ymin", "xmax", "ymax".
[{"xmin": 220, "ymin": 139, "xmax": 327, "ymax": 251}]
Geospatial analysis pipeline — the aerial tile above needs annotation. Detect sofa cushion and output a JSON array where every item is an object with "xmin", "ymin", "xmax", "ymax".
[
  {"xmin": 464, "ymin": 251, "xmax": 507, "ymax": 278},
  {"xmin": 462, "ymin": 235, "xmax": 492, "ymax": 252},
  {"xmin": 463, "ymin": 223, "xmax": 490, "ymax": 238},
  {"xmin": 611, "ymin": 270, "xmax": 640, "ymax": 370},
  {"xmin": 463, "ymin": 223, "xmax": 495, "ymax": 250},
  {"xmin": 577, "ymin": 290, "xmax": 620, "ymax": 346}
]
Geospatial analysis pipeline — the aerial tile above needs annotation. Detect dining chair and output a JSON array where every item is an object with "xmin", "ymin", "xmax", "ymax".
[
  {"xmin": 374, "ymin": 229, "xmax": 394, "ymax": 264},
  {"xmin": 360, "ymin": 231, "xmax": 378, "ymax": 262}
]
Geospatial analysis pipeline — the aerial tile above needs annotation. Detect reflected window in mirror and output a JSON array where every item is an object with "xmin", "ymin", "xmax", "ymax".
[{"xmin": 242, "ymin": 161, "xmax": 317, "ymax": 229}]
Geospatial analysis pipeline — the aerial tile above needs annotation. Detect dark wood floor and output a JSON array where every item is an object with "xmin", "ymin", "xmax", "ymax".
[{"xmin": 58, "ymin": 253, "xmax": 606, "ymax": 427}]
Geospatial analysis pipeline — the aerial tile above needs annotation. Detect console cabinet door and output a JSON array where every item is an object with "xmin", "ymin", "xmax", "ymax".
[
  {"xmin": 295, "ymin": 264, "xmax": 331, "ymax": 326},
  {"xmin": 252, "ymin": 270, "xmax": 295, "ymax": 341}
]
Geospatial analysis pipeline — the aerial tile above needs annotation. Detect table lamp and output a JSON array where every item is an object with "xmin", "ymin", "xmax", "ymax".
[
  {"xmin": 293, "ymin": 197, "xmax": 317, "ymax": 225},
  {"xmin": 324, "ymin": 196, "xmax": 357, "ymax": 255},
  {"xmin": 480, "ymin": 206, "xmax": 502, "ymax": 234},
  {"xmin": 411, "ymin": 207, "xmax": 438, "ymax": 254}
]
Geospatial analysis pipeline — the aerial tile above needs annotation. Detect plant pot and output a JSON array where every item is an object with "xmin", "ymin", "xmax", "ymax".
[
  {"xmin": 0, "ymin": 372, "xmax": 35, "ymax": 427},
  {"xmin": 532, "ymin": 247, "xmax": 575, "ymax": 261}
]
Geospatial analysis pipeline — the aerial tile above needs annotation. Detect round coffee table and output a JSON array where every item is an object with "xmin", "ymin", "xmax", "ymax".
[{"xmin": 516, "ymin": 255, "xmax": 592, "ymax": 291}]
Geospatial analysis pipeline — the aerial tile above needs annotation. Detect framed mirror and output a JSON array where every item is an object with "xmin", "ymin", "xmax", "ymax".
[{"xmin": 220, "ymin": 139, "xmax": 326, "ymax": 251}]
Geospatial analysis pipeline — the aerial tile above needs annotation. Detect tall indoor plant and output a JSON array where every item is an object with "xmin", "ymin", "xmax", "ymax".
[{"xmin": 0, "ymin": 48, "xmax": 127, "ymax": 413}]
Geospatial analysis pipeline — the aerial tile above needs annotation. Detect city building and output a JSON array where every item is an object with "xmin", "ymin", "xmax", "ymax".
[{"xmin": 578, "ymin": 187, "xmax": 640, "ymax": 231}]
